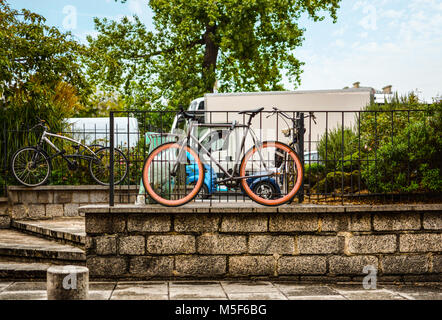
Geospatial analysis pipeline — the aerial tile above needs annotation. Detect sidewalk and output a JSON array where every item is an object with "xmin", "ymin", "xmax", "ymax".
[{"xmin": 0, "ymin": 281, "xmax": 441, "ymax": 300}]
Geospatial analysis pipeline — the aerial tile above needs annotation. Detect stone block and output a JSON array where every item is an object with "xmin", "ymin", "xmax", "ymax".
[
  {"xmin": 45, "ymin": 204, "xmax": 64, "ymax": 217},
  {"xmin": 28, "ymin": 204, "xmax": 45, "ymax": 219},
  {"xmin": 0, "ymin": 215, "xmax": 10, "ymax": 229},
  {"xmin": 350, "ymin": 213, "xmax": 371, "ymax": 231},
  {"xmin": 221, "ymin": 215, "xmax": 267, "ymax": 232},
  {"xmin": 269, "ymin": 214, "xmax": 318, "ymax": 232},
  {"xmin": 64, "ymin": 203, "xmax": 79, "ymax": 217},
  {"xmin": 175, "ymin": 256, "xmax": 226, "ymax": 276},
  {"xmin": 174, "ymin": 214, "xmax": 220, "ymax": 232},
  {"xmin": 321, "ymin": 214, "xmax": 349, "ymax": 232},
  {"xmin": 278, "ymin": 256, "xmax": 327, "ymax": 275},
  {"xmin": 399, "ymin": 233, "xmax": 442, "ymax": 252},
  {"xmin": 20, "ymin": 191, "xmax": 38, "ymax": 204},
  {"xmin": 54, "ymin": 191, "xmax": 72, "ymax": 204},
  {"xmin": 382, "ymin": 255, "xmax": 428, "ymax": 274},
  {"xmin": 127, "ymin": 214, "xmax": 171, "ymax": 232},
  {"xmin": 86, "ymin": 214, "xmax": 126, "ymax": 234},
  {"xmin": 147, "ymin": 235, "xmax": 195, "ymax": 254},
  {"xmin": 11, "ymin": 204, "xmax": 26, "ymax": 220},
  {"xmin": 249, "ymin": 235, "xmax": 295, "ymax": 255},
  {"xmin": 96, "ymin": 236, "xmax": 117, "ymax": 255},
  {"xmin": 298, "ymin": 235, "xmax": 341, "ymax": 254},
  {"xmin": 87, "ymin": 256, "xmax": 127, "ymax": 276},
  {"xmin": 197, "ymin": 234, "xmax": 247, "ymax": 254},
  {"xmin": 119, "ymin": 236, "xmax": 145, "ymax": 255},
  {"xmin": 89, "ymin": 191, "xmax": 108, "ymax": 203},
  {"xmin": 373, "ymin": 213, "xmax": 420, "ymax": 231},
  {"xmin": 423, "ymin": 213, "xmax": 442, "ymax": 230},
  {"xmin": 348, "ymin": 235, "xmax": 396, "ymax": 254},
  {"xmin": 37, "ymin": 192, "xmax": 53, "ymax": 204},
  {"xmin": 432, "ymin": 255, "xmax": 442, "ymax": 273},
  {"xmin": 72, "ymin": 191, "xmax": 89, "ymax": 203},
  {"xmin": 129, "ymin": 256, "xmax": 174, "ymax": 276},
  {"xmin": 229, "ymin": 256, "xmax": 274, "ymax": 276},
  {"xmin": 329, "ymin": 255, "xmax": 378, "ymax": 275}
]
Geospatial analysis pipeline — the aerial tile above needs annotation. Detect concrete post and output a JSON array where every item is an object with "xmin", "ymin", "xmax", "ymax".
[{"xmin": 47, "ymin": 265, "xmax": 89, "ymax": 300}]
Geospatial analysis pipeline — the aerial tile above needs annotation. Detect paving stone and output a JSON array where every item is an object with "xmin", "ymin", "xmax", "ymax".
[
  {"xmin": 169, "ymin": 282, "xmax": 226, "ymax": 299},
  {"xmin": 227, "ymin": 292, "xmax": 288, "ymax": 300},
  {"xmin": 111, "ymin": 282, "xmax": 168, "ymax": 300},
  {"xmin": 0, "ymin": 291, "xmax": 47, "ymax": 300},
  {"xmin": 127, "ymin": 214, "xmax": 171, "ymax": 232},
  {"xmin": 400, "ymin": 233, "xmax": 442, "ymax": 252},
  {"xmin": 274, "ymin": 283, "xmax": 339, "ymax": 296},
  {"xmin": 334, "ymin": 288, "xmax": 405, "ymax": 300},
  {"xmin": 249, "ymin": 235, "xmax": 295, "ymax": 255},
  {"xmin": 288, "ymin": 295, "xmax": 346, "ymax": 300},
  {"xmin": 221, "ymin": 281, "xmax": 279, "ymax": 294},
  {"xmin": 383, "ymin": 285, "xmax": 442, "ymax": 300}
]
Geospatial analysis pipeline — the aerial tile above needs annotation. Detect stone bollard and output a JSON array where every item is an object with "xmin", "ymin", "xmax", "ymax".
[{"xmin": 47, "ymin": 265, "xmax": 89, "ymax": 300}]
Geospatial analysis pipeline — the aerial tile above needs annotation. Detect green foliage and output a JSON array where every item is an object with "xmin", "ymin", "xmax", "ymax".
[
  {"xmin": 359, "ymin": 95, "xmax": 442, "ymax": 193},
  {"xmin": 317, "ymin": 127, "xmax": 359, "ymax": 171},
  {"xmin": 85, "ymin": 0, "xmax": 341, "ymax": 125},
  {"xmin": 312, "ymin": 170, "xmax": 362, "ymax": 194},
  {"xmin": 0, "ymin": 1, "xmax": 92, "ymax": 184}
]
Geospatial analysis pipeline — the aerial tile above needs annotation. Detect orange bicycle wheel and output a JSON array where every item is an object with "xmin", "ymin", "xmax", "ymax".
[
  {"xmin": 240, "ymin": 141, "xmax": 303, "ymax": 206},
  {"xmin": 142, "ymin": 142, "xmax": 204, "ymax": 207}
]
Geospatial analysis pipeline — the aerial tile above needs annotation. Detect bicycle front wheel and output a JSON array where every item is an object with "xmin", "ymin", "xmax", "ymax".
[
  {"xmin": 240, "ymin": 141, "xmax": 303, "ymax": 206},
  {"xmin": 11, "ymin": 147, "xmax": 51, "ymax": 187},
  {"xmin": 89, "ymin": 147, "xmax": 129, "ymax": 185},
  {"xmin": 142, "ymin": 142, "xmax": 204, "ymax": 207}
]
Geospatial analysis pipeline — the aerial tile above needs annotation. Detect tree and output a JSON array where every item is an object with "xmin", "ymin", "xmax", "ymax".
[
  {"xmin": 85, "ymin": 0, "xmax": 341, "ymax": 113},
  {"xmin": 0, "ymin": 1, "xmax": 91, "ymax": 176}
]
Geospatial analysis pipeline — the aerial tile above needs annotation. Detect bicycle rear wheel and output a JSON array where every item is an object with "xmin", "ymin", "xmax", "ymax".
[
  {"xmin": 240, "ymin": 141, "xmax": 303, "ymax": 206},
  {"xmin": 142, "ymin": 142, "xmax": 204, "ymax": 207},
  {"xmin": 11, "ymin": 147, "xmax": 51, "ymax": 187},
  {"xmin": 89, "ymin": 147, "xmax": 129, "ymax": 185}
]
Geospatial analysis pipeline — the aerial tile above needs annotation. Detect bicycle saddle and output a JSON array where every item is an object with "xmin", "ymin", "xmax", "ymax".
[{"xmin": 238, "ymin": 107, "xmax": 265, "ymax": 116}]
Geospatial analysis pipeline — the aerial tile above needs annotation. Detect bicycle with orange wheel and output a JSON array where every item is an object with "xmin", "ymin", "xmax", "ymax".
[{"xmin": 141, "ymin": 107, "xmax": 304, "ymax": 207}]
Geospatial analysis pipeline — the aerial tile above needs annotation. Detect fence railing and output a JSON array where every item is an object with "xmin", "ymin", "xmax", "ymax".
[
  {"xmin": 107, "ymin": 108, "xmax": 439, "ymax": 206},
  {"xmin": 1, "ymin": 107, "xmax": 439, "ymax": 206}
]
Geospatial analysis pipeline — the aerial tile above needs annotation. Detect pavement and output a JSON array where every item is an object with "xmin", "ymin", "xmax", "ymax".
[{"xmin": 0, "ymin": 281, "xmax": 441, "ymax": 300}]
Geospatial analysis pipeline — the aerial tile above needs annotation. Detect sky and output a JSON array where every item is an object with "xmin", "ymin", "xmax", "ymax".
[{"xmin": 7, "ymin": 0, "xmax": 442, "ymax": 101}]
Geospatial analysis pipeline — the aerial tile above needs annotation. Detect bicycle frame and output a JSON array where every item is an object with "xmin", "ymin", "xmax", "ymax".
[
  {"xmin": 171, "ymin": 120, "xmax": 273, "ymax": 183},
  {"xmin": 38, "ymin": 130, "xmax": 101, "ymax": 164}
]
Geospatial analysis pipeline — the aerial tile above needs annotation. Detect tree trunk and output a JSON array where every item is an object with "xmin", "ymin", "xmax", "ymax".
[{"xmin": 202, "ymin": 24, "xmax": 219, "ymax": 93}]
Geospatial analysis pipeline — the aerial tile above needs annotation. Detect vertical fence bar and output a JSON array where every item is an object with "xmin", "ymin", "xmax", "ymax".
[
  {"xmin": 109, "ymin": 112, "xmax": 115, "ymax": 207},
  {"xmin": 298, "ymin": 112, "xmax": 304, "ymax": 203}
]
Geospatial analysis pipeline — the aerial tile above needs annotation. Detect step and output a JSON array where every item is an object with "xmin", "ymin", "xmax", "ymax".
[
  {"xmin": 11, "ymin": 218, "xmax": 85, "ymax": 246},
  {"xmin": 0, "ymin": 229, "xmax": 85, "ymax": 263},
  {"xmin": 0, "ymin": 261, "xmax": 51, "ymax": 279}
]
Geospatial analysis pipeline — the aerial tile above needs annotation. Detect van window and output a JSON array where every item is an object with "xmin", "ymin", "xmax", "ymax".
[{"xmin": 198, "ymin": 101, "xmax": 205, "ymax": 110}]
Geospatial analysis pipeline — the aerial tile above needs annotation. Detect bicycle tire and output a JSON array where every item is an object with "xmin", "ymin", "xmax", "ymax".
[
  {"xmin": 240, "ymin": 141, "xmax": 303, "ymax": 206},
  {"xmin": 142, "ymin": 142, "xmax": 204, "ymax": 207},
  {"xmin": 89, "ymin": 147, "xmax": 129, "ymax": 185},
  {"xmin": 11, "ymin": 147, "xmax": 51, "ymax": 187}
]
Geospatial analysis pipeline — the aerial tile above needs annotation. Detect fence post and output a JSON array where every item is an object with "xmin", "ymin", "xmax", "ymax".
[
  {"xmin": 109, "ymin": 112, "xmax": 114, "ymax": 207},
  {"xmin": 298, "ymin": 112, "xmax": 304, "ymax": 203}
]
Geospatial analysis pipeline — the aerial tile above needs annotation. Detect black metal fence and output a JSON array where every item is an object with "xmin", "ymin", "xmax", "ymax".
[
  {"xmin": 1, "ymin": 107, "xmax": 439, "ymax": 206},
  {"xmin": 108, "ymin": 108, "xmax": 440, "ymax": 206}
]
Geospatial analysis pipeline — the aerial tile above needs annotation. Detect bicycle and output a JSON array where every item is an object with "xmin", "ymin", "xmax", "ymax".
[
  {"xmin": 141, "ymin": 107, "xmax": 304, "ymax": 207},
  {"xmin": 11, "ymin": 120, "xmax": 129, "ymax": 187}
]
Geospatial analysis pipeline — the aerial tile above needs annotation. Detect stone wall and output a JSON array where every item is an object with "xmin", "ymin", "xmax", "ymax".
[
  {"xmin": 81, "ymin": 204, "xmax": 442, "ymax": 282},
  {"xmin": 6, "ymin": 186, "xmax": 136, "ymax": 220}
]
